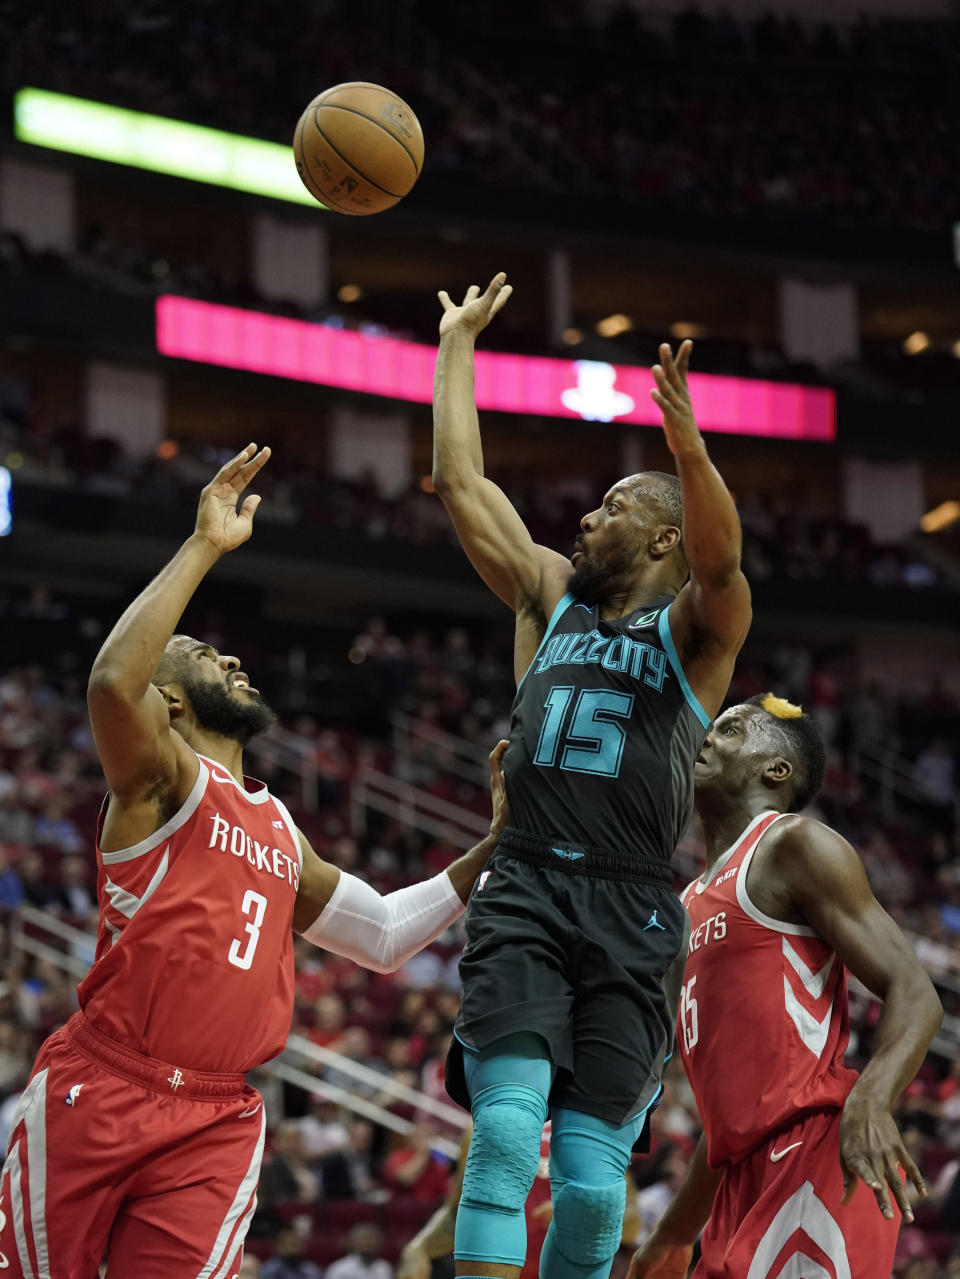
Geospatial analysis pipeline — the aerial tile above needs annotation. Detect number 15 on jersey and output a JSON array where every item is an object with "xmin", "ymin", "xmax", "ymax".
[
  {"xmin": 680, "ymin": 975, "xmax": 699, "ymax": 1052},
  {"xmin": 534, "ymin": 686, "xmax": 635, "ymax": 779}
]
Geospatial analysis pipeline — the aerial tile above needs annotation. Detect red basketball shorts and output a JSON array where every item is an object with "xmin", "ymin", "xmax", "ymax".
[
  {"xmin": 0, "ymin": 1013, "xmax": 266, "ymax": 1279},
  {"xmin": 696, "ymin": 1108, "xmax": 901, "ymax": 1279}
]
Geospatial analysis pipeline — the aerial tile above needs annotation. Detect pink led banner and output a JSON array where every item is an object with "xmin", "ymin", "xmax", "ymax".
[{"xmin": 156, "ymin": 296, "xmax": 835, "ymax": 441}]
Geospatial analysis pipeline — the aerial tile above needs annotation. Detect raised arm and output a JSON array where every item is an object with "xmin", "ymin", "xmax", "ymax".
[
  {"xmin": 292, "ymin": 742, "xmax": 510, "ymax": 967},
  {"xmin": 433, "ymin": 273, "xmax": 570, "ymax": 615},
  {"xmin": 87, "ymin": 444, "xmax": 270, "ymax": 806},
  {"xmin": 769, "ymin": 818, "xmax": 943, "ymax": 1222},
  {"xmin": 651, "ymin": 342, "xmax": 751, "ymax": 718}
]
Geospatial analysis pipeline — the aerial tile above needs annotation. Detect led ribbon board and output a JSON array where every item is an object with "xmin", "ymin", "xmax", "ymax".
[
  {"xmin": 156, "ymin": 297, "xmax": 836, "ymax": 440},
  {"xmin": 14, "ymin": 88, "xmax": 319, "ymax": 207}
]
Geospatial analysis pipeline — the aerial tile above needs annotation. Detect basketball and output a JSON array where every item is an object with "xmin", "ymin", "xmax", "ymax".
[{"xmin": 293, "ymin": 81, "xmax": 424, "ymax": 215}]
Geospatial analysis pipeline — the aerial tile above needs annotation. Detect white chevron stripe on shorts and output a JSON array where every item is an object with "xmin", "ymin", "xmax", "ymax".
[
  {"xmin": 2, "ymin": 1068, "xmax": 51, "ymax": 1279},
  {"xmin": 194, "ymin": 1107, "xmax": 266, "ymax": 1279},
  {"xmin": 746, "ymin": 1180, "xmax": 851, "ymax": 1279}
]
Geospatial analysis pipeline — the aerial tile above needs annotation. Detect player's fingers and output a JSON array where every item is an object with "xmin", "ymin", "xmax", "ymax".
[
  {"xmin": 489, "ymin": 284, "xmax": 513, "ymax": 317},
  {"xmin": 650, "ymin": 363, "xmax": 675, "ymax": 398},
  {"xmin": 859, "ymin": 1161, "xmax": 895, "ymax": 1219},
  {"xmin": 463, "ymin": 284, "xmax": 481, "ymax": 304},
  {"xmin": 659, "ymin": 342, "xmax": 681, "ymax": 385},
  {"xmin": 213, "ymin": 443, "xmax": 257, "ymax": 484},
  {"xmin": 896, "ymin": 1146, "xmax": 926, "ymax": 1198},
  {"xmin": 885, "ymin": 1162, "xmax": 914, "ymax": 1223},
  {"xmin": 845, "ymin": 1153, "xmax": 889, "ymax": 1212},
  {"xmin": 677, "ymin": 339, "xmax": 693, "ymax": 380},
  {"xmin": 891, "ymin": 1144, "xmax": 924, "ymax": 1208},
  {"xmin": 651, "ymin": 385, "xmax": 678, "ymax": 416},
  {"xmin": 438, "ymin": 290, "xmax": 453, "ymax": 310},
  {"xmin": 238, "ymin": 494, "xmax": 262, "ymax": 521},
  {"xmin": 488, "ymin": 741, "xmax": 508, "ymax": 792},
  {"xmin": 233, "ymin": 446, "xmax": 271, "ymax": 489}
]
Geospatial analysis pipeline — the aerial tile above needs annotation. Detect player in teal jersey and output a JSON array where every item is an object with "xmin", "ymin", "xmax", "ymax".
[{"xmin": 432, "ymin": 275, "xmax": 752, "ymax": 1279}]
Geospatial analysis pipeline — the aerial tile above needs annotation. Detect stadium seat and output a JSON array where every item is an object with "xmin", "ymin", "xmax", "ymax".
[
  {"xmin": 305, "ymin": 1233, "xmax": 349, "ymax": 1267},
  {"xmin": 316, "ymin": 1199, "xmax": 380, "ymax": 1230}
]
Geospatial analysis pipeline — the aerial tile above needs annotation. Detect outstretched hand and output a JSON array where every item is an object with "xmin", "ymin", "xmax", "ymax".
[
  {"xmin": 488, "ymin": 739, "xmax": 510, "ymax": 838},
  {"xmin": 650, "ymin": 340, "xmax": 702, "ymax": 459},
  {"xmin": 438, "ymin": 273, "xmax": 513, "ymax": 340},
  {"xmin": 194, "ymin": 443, "xmax": 271, "ymax": 555}
]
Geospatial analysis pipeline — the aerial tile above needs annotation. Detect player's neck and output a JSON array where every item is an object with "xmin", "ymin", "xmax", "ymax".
[
  {"xmin": 190, "ymin": 731, "xmax": 245, "ymax": 784},
  {"xmin": 597, "ymin": 575, "xmax": 678, "ymax": 621},
  {"xmin": 698, "ymin": 793, "xmax": 774, "ymax": 872}
]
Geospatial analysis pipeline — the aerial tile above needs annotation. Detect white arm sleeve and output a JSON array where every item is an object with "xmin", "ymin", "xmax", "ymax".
[{"xmin": 302, "ymin": 871, "xmax": 465, "ymax": 974}]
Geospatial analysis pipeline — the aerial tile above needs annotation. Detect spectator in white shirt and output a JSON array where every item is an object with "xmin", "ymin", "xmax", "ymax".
[{"xmin": 325, "ymin": 1224, "xmax": 393, "ymax": 1279}]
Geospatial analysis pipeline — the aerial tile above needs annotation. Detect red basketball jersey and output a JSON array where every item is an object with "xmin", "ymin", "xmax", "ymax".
[
  {"xmin": 678, "ymin": 811, "xmax": 858, "ymax": 1168},
  {"xmin": 77, "ymin": 753, "xmax": 300, "ymax": 1074}
]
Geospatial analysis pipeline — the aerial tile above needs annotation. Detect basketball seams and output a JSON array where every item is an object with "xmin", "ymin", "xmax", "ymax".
[
  {"xmin": 296, "ymin": 147, "xmax": 357, "ymax": 214},
  {"xmin": 295, "ymin": 128, "xmax": 352, "ymax": 212},
  {"xmin": 292, "ymin": 82, "xmax": 423, "ymax": 214},
  {"xmin": 309, "ymin": 112, "xmax": 405, "ymax": 200},
  {"xmin": 313, "ymin": 103, "xmax": 422, "ymax": 176},
  {"xmin": 295, "ymin": 112, "xmax": 374, "ymax": 213}
]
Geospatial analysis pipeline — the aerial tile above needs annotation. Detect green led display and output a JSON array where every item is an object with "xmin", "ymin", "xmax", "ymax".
[{"xmin": 13, "ymin": 87, "xmax": 322, "ymax": 208}]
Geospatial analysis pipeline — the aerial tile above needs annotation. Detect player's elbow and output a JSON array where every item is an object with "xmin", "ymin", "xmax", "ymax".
[
  {"xmin": 430, "ymin": 466, "xmax": 464, "ymax": 501},
  {"xmin": 898, "ymin": 961, "xmax": 943, "ymax": 1039},
  {"xmin": 919, "ymin": 977, "xmax": 944, "ymax": 1037},
  {"xmin": 87, "ymin": 664, "xmax": 136, "ymax": 706},
  {"xmin": 431, "ymin": 455, "xmax": 481, "ymax": 502},
  {"xmin": 364, "ymin": 941, "xmax": 403, "ymax": 975}
]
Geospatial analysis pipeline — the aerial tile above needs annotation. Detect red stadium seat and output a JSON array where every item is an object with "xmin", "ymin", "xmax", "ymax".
[
  {"xmin": 384, "ymin": 1195, "xmax": 437, "ymax": 1229},
  {"xmin": 316, "ymin": 1200, "xmax": 380, "ymax": 1231},
  {"xmin": 270, "ymin": 1200, "xmax": 312, "ymax": 1225},
  {"xmin": 305, "ymin": 1233, "xmax": 348, "ymax": 1267},
  {"xmin": 242, "ymin": 1238, "xmax": 274, "ymax": 1261}
]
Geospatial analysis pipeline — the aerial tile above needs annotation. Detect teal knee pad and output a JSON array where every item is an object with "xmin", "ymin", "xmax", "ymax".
[
  {"xmin": 544, "ymin": 1108, "xmax": 637, "ymax": 1274},
  {"xmin": 551, "ymin": 1177, "xmax": 626, "ymax": 1267},
  {"xmin": 454, "ymin": 1083, "xmax": 548, "ymax": 1266}
]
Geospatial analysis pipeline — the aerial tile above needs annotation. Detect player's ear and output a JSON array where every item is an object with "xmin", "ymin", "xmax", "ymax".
[
  {"xmin": 157, "ymin": 684, "xmax": 185, "ymax": 723},
  {"xmin": 650, "ymin": 524, "xmax": 682, "ymax": 559},
  {"xmin": 764, "ymin": 756, "xmax": 793, "ymax": 789}
]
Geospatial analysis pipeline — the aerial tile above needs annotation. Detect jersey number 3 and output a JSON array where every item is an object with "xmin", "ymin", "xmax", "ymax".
[
  {"xmin": 534, "ymin": 686, "xmax": 635, "ymax": 778},
  {"xmin": 228, "ymin": 890, "xmax": 267, "ymax": 970}
]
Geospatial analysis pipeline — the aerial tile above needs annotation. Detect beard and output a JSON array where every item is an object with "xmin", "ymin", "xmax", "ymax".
[
  {"xmin": 182, "ymin": 676, "xmax": 277, "ymax": 746},
  {"xmin": 566, "ymin": 544, "xmax": 636, "ymax": 606}
]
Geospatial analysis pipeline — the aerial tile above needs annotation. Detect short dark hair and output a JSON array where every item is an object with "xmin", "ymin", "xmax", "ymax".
[{"xmin": 745, "ymin": 693, "xmax": 826, "ymax": 812}]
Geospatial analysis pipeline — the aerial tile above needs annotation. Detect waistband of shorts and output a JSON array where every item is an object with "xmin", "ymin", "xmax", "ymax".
[
  {"xmin": 497, "ymin": 827, "xmax": 673, "ymax": 885},
  {"xmin": 65, "ymin": 1013, "xmax": 247, "ymax": 1099}
]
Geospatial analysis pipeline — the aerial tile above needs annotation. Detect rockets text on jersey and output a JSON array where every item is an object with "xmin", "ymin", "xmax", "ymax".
[
  {"xmin": 77, "ymin": 753, "xmax": 301, "ymax": 1074},
  {"xmin": 678, "ymin": 811, "xmax": 858, "ymax": 1167}
]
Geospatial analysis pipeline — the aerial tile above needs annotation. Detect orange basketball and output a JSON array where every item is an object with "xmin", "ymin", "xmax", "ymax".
[{"xmin": 293, "ymin": 82, "xmax": 424, "ymax": 215}]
